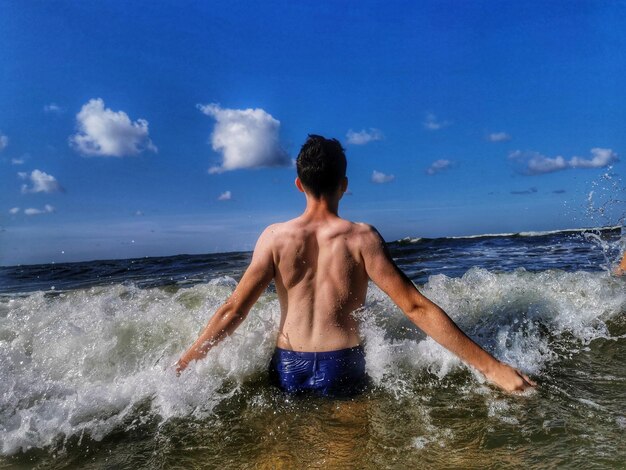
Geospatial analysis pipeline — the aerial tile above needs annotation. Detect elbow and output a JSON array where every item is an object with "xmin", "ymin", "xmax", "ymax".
[
  {"xmin": 404, "ymin": 298, "xmax": 435, "ymax": 322},
  {"xmin": 405, "ymin": 303, "xmax": 425, "ymax": 321},
  {"xmin": 231, "ymin": 308, "xmax": 248, "ymax": 321},
  {"xmin": 215, "ymin": 301, "xmax": 248, "ymax": 324}
]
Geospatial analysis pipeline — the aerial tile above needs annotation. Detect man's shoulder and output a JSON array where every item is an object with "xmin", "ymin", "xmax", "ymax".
[
  {"xmin": 336, "ymin": 220, "xmax": 384, "ymax": 250},
  {"xmin": 352, "ymin": 221, "xmax": 378, "ymax": 233},
  {"xmin": 257, "ymin": 220, "xmax": 300, "ymax": 245},
  {"xmin": 261, "ymin": 219, "xmax": 301, "ymax": 233},
  {"xmin": 343, "ymin": 220, "xmax": 381, "ymax": 238},
  {"xmin": 259, "ymin": 222, "xmax": 287, "ymax": 239}
]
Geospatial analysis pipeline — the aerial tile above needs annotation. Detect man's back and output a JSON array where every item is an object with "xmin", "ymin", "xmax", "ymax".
[{"xmin": 269, "ymin": 214, "xmax": 371, "ymax": 352}]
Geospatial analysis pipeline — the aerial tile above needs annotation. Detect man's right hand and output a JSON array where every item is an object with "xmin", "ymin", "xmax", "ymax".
[
  {"xmin": 174, "ymin": 359, "xmax": 188, "ymax": 376},
  {"xmin": 485, "ymin": 361, "xmax": 536, "ymax": 393}
]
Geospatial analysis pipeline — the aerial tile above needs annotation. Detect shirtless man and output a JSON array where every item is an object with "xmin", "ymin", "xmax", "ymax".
[{"xmin": 176, "ymin": 135, "xmax": 536, "ymax": 395}]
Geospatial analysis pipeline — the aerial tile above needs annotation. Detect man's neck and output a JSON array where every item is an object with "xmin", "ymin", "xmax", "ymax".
[{"xmin": 302, "ymin": 193, "xmax": 340, "ymax": 220}]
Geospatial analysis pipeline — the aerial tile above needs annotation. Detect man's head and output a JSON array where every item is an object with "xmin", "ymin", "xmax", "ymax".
[{"xmin": 296, "ymin": 135, "xmax": 347, "ymax": 198}]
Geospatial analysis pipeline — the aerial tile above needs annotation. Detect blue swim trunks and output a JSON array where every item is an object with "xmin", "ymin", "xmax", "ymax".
[{"xmin": 269, "ymin": 346, "xmax": 368, "ymax": 397}]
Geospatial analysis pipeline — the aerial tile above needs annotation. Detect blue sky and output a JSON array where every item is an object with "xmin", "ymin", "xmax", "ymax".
[{"xmin": 1, "ymin": 1, "xmax": 625, "ymax": 265}]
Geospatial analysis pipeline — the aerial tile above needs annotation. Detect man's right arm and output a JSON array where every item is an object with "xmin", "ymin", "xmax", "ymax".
[
  {"xmin": 359, "ymin": 225, "xmax": 535, "ymax": 393},
  {"xmin": 175, "ymin": 226, "xmax": 275, "ymax": 374}
]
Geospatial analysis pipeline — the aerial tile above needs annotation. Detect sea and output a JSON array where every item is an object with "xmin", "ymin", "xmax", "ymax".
[{"xmin": 0, "ymin": 226, "xmax": 625, "ymax": 469}]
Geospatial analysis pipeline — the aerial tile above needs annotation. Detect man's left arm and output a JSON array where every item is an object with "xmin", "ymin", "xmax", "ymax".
[
  {"xmin": 175, "ymin": 227, "xmax": 275, "ymax": 374},
  {"xmin": 360, "ymin": 225, "xmax": 535, "ymax": 392}
]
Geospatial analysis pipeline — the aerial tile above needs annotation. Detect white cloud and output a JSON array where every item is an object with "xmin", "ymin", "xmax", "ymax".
[
  {"xmin": 9, "ymin": 207, "xmax": 20, "ymax": 214},
  {"xmin": 12, "ymin": 153, "xmax": 29, "ymax": 165},
  {"xmin": 423, "ymin": 113, "xmax": 450, "ymax": 131},
  {"xmin": 70, "ymin": 98, "xmax": 157, "ymax": 157},
  {"xmin": 487, "ymin": 132, "xmax": 511, "ymax": 142},
  {"xmin": 197, "ymin": 103, "xmax": 290, "ymax": 173},
  {"xmin": 569, "ymin": 148, "xmax": 618, "ymax": 169},
  {"xmin": 426, "ymin": 159, "xmax": 453, "ymax": 175},
  {"xmin": 218, "ymin": 190, "xmax": 232, "ymax": 201},
  {"xmin": 510, "ymin": 150, "xmax": 568, "ymax": 175},
  {"xmin": 44, "ymin": 103, "xmax": 63, "ymax": 113},
  {"xmin": 346, "ymin": 128, "xmax": 384, "ymax": 145},
  {"xmin": 0, "ymin": 133, "xmax": 8, "ymax": 152},
  {"xmin": 371, "ymin": 170, "xmax": 395, "ymax": 183},
  {"xmin": 19, "ymin": 169, "xmax": 64, "ymax": 194},
  {"xmin": 24, "ymin": 204, "xmax": 55, "ymax": 216},
  {"xmin": 509, "ymin": 148, "xmax": 618, "ymax": 175}
]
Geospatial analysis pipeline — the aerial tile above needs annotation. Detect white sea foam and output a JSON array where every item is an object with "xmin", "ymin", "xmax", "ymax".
[
  {"xmin": 396, "ymin": 225, "xmax": 620, "ymax": 244},
  {"xmin": 360, "ymin": 267, "xmax": 624, "ymax": 390},
  {"xmin": 0, "ymin": 269, "xmax": 624, "ymax": 454},
  {"xmin": 0, "ymin": 282, "xmax": 280, "ymax": 454}
]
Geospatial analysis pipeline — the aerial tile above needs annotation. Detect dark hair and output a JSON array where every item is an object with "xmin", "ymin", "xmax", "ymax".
[{"xmin": 296, "ymin": 135, "xmax": 347, "ymax": 197}]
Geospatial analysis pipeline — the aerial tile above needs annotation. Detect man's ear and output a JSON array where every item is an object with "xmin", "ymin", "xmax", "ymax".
[
  {"xmin": 295, "ymin": 177, "xmax": 305, "ymax": 193},
  {"xmin": 340, "ymin": 176, "xmax": 348, "ymax": 193}
]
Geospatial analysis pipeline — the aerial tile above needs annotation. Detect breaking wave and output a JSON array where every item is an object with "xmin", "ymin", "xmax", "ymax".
[{"xmin": 1, "ymin": 268, "xmax": 624, "ymax": 455}]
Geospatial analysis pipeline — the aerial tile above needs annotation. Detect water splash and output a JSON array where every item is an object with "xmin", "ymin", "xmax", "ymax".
[
  {"xmin": 582, "ymin": 168, "xmax": 626, "ymax": 270},
  {"xmin": 585, "ymin": 167, "xmax": 625, "ymax": 227}
]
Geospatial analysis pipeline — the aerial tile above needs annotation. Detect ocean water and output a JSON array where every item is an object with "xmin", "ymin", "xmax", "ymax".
[{"xmin": 0, "ymin": 227, "xmax": 625, "ymax": 469}]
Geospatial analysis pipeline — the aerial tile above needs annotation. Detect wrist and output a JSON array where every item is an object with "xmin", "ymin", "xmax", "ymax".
[{"xmin": 479, "ymin": 356, "xmax": 502, "ymax": 378}]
